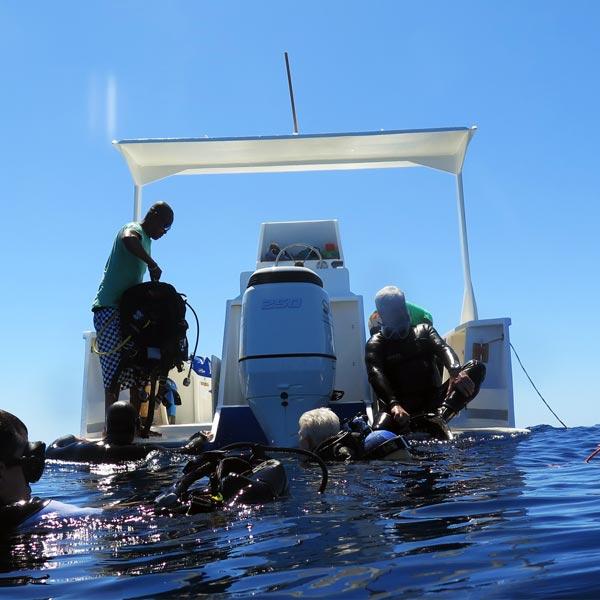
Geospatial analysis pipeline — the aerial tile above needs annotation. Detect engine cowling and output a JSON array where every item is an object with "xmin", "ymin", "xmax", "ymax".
[{"xmin": 239, "ymin": 267, "xmax": 336, "ymax": 446}]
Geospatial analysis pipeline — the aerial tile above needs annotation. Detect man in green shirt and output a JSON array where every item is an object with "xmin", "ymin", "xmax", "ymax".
[{"xmin": 92, "ymin": 202, "xmax": 174, "ymax": 415}]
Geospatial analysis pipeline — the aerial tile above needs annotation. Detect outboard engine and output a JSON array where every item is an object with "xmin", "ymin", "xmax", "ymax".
[{"xmin": 239, "ymin": 267, "xmax": 336, "ymax": 447}]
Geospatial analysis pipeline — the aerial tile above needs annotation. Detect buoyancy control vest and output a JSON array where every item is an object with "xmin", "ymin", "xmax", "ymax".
[{"xmin": 119, "ymin": 282, "xmax": 189, "ymax": 375}]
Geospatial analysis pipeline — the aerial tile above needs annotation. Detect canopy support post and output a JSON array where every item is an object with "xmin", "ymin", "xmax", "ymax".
[
  {"xmin": 456, "ymin": 172, "xmax": 478, "ymax": 324},
  {"xmin": 133, "ymin": 185, "xmax": 142, "ymax": 221}
]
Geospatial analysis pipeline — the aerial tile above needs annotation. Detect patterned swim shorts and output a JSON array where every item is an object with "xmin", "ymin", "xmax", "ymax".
[{"xmin": 93, "ymin": 307, "xmax": 144, "ymax": 391}]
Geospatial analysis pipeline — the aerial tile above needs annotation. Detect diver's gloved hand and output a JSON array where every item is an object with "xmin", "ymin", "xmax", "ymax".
[
  {"xmin": 390, "ymin": 405, "xmax": 410, "ymax": 432},
  {"xmin": 449, "ymin": 371, "xmax": 475, "ymax": 397},
  {"xmin": 410, "ymin": 414, "xmax": 453, "ymax": 441},
  {"xmin": 373, "ymin": 405, "xmax": 411, "ymax": 434}
]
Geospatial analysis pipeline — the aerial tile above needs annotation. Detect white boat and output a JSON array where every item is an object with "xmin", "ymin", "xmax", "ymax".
[{"xmin": 81, "ymin": 126, "xmax": 523, "ymax": 446}]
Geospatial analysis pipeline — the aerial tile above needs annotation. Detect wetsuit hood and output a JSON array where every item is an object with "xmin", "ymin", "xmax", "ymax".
[
  {"xmin": 105, "ymin": 401, "xmax": 137, "ymax": 445},
  {"xmin": 375, "ymin": 286, "xmax": 411, "ymax": 340}
]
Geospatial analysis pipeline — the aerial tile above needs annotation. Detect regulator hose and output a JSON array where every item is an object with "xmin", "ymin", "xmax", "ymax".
[{"xmin": 182, "ymin": 297, "xmax": 200, "ymax": 386}]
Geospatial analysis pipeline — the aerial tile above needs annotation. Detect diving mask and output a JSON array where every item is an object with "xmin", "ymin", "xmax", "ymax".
[{"xmin": 4, "ymin": 441, "xmax": 46, "ymax": 483}]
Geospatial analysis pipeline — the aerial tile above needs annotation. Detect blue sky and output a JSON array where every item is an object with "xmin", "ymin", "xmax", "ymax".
[{"xmin": 1, "ymin": 1, "xmax": 598, "ymax": 442}]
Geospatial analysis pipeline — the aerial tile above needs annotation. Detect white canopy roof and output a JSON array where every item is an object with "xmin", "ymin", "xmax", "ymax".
[{"xmin": 114, "ymin": 126, "xmax": 477, "ymax": 186}]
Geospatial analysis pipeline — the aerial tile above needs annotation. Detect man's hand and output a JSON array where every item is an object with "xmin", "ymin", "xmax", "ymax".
[
  {"xmin": 390, "ymin": 405, "xmax": 410, "ymax": 431},
  {"xmin": 148, "ymin": 262, "xmax": 162, "ymax": 281},
  {"xmin": 449, "ymin": 371, "xmax": 475, "ymax": 397}
]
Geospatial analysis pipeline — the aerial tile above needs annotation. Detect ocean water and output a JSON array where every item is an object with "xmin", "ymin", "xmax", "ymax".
[{"xmin": 2, "ymin": 425, "xmax": 600, "ymax": 599}]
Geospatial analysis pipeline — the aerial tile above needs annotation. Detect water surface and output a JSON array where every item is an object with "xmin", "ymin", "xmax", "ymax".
[{"xmin": 2, "ymin": 425, "xmax": 600, "ymax": 598}]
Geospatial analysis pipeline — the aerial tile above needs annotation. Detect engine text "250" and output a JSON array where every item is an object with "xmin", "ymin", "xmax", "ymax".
[{"xmin": 261, "ymin": 298, "xmax": 303, "ymax": 310}]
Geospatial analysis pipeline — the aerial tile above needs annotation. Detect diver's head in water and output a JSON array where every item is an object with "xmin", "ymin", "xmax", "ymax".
[
  {"xmin": 0, "ymin": 410, "xmax": 46, "ymax": 505},
  {"xmin": 298, "ymin": 408, "xmax": 340, "ymax": 451},
  {"xmin": 105, "ymin": 401, "xmax": 137, "ymax": 446},
  {"xmin": 374, "ymin": 286, "xmax": 411, "ymax": 340}
]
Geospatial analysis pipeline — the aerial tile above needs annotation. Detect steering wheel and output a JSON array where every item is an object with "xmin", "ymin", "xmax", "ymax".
[{"xmin": 275, "ymin": 243, "xmax": 327, "ymax": 269}]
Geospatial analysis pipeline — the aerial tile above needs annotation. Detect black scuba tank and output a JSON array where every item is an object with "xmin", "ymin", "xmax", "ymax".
[{"xmin": 220, "ymin": 459, "xmax": 289, "ymax": 504}]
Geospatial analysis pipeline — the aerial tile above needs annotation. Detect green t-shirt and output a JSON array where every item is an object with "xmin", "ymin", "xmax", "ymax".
[
  {"xmin": 92, "ymin": 222, "xmax": 151, "ymax": 309},
  {"xmin": 406, "ymin": 303, "xmax": 433, "ymax": 326}
]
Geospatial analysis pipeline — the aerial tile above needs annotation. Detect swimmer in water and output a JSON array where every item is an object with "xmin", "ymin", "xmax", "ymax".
[
  {"xmin": 46, "ymin": 401, "xmax": 207, "ymax": 463},
  {"xmin": 156, "ymin": 447, "xmax": 291, "ymax": 514},
  {"xmin": 0, "ymin": 409, "xmax": 99, "ymax": 529},
  {"xmin": 298, "ymin": 408, "xmax": 414, "ymax": 462}
]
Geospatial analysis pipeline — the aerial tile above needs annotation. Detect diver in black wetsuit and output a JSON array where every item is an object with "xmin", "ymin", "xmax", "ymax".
[
  {"xmin": 156, "ymin": 447, "xmax": 291, "ymax": 514},
  {"xmin": 155, "ymin": 442, "xmax": 330, "ymax": 514},
  {"xmin": 0, "ymin": 409, "xmax": 99, "ymax": 528},
  {"xmin": 365, "ymin": 287, "xmax": 486, "ymax": 439},
  {"xmin": 46, "ymin": 401, "xmax": 206, "ymax": 463}
]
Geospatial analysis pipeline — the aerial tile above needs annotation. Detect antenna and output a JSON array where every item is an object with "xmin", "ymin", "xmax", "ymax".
[{"xmin": 284, "ymin": 52, "xmax": 299, "ymax": 134}]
